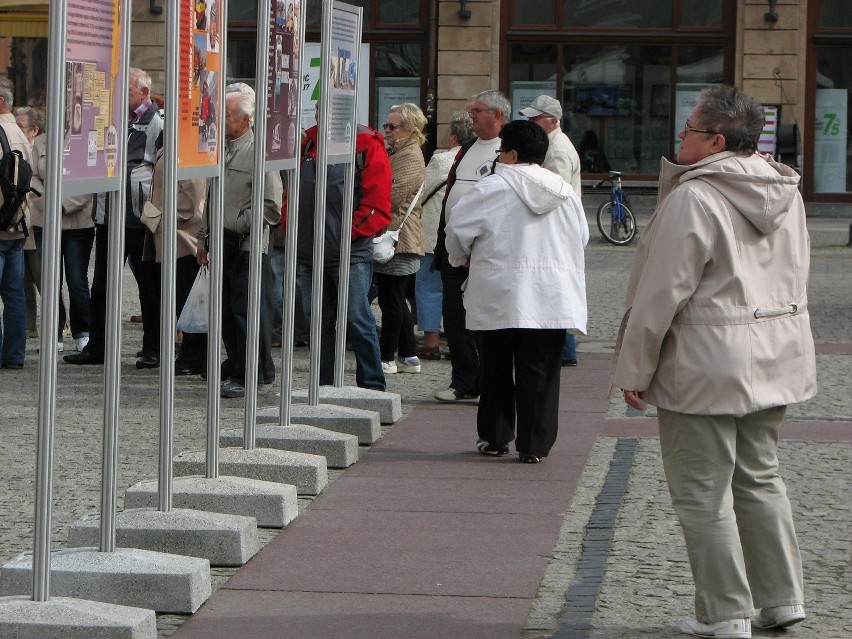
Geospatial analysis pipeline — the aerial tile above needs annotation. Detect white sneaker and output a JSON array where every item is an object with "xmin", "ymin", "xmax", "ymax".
[
  {"xmin": 433, "ymin": 388, "xmax": 479, "ymax": 402},
  {"xmin": 752, "ymin": 605, "xmax": 805, "ymax": 629},
  {"xmin": 56, "ymin": 340, "xmax": 64, "ymax": 352},
  {"xmin": 382, "ymin": 361, "xmax": 398, "ymax": 374},
  {"xmin": 680, "ymin": 618, "xmax": 751, "ymax": 638},
  {"xmin": 74, "ymin": 336, "xmax": 90, "ymax": 352},
  {"xmin": 396, "ymin": 356, "xmax": 421, "ymax": 373}
]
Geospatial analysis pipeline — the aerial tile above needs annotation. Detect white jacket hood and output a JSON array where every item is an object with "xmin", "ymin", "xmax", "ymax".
[
  {"xmin": 658, "ymin": 151, "xmax": 801, "ymax": 235},
  {"xmin": 494, "ymin": 162, "xmax": 573, "ymax": 215}
]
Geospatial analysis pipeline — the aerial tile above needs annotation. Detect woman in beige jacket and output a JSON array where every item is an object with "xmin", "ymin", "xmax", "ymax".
[
  {"xmin": 143, "ymin": 145, "xmax": 208, "ymax": 374},
  {"xmin": 374, "ymin": 103, "xmax": 426, "ymax": 374},
  {"xmin": 612, "ymin": 86, "xmax": 815, "ymax": 639}
]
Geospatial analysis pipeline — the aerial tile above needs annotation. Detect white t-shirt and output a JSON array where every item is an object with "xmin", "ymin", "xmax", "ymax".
[{"xmin": 444, "ymin": 136, "xmax": 500, "ymax": 227}]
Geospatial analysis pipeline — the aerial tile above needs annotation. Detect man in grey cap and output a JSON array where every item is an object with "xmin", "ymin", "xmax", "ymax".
[
  {"xmin": 521, "ymin": 94, "xmax": 583, "ymax": 366},
  {"xmin": 520, "ymin": 95, "xmax": 582, "ymax": 197}
]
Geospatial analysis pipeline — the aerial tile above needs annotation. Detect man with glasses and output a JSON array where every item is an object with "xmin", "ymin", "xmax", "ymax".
[
  {"xmin": 432, "ymin": 90, "xmax": 510, "ymax": 402},
  {"xmin": 613, "ymin": 86, "xmax": 813, "ymax": 638}
]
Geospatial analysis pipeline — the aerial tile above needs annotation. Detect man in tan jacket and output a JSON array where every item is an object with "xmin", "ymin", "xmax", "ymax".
[{"xmin": 612, "ymin": 86, "xmax": 815, "ymax": 639}]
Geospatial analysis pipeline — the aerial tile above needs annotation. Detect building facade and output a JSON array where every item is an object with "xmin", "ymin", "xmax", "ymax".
[{"xmin": 1, "ymin": 0, "xmax": 850, "ymax": 204}]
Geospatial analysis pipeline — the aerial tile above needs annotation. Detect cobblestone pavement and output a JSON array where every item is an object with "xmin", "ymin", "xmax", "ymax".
[{"xmin": 0, "ymin": 214, "xmax": 849, "ymax": 637}]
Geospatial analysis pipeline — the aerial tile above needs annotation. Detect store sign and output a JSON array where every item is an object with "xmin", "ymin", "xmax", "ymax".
[{"xmin": 814, "ymin": 89, "xmax": 848, "ymax": 193}]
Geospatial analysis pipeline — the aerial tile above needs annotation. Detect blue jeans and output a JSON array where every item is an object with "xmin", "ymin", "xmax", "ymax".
[
  {"xmin": 269, "ymin": 246, "xmax": 308, "ymax": 344},
  {"xmin": 415, "ymin": 254, "xmax": 442, "ymax": 333},
  {"xmin": 297, "ymin": 260, "xmax": 385, "ymax": 391},
  {"xmin": 34, "ymin": 226, "xmax": 94, "ymax": 339},
  {"xmin": 562, "ymin": 333, "xmax": 577, "ymax": 362},
  {"xmin": 0, "ymin": 238, "xmax": 26, "ymax": 366}
]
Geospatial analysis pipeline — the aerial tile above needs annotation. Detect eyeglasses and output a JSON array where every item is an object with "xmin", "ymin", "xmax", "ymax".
[
  {"xmin": 467, "ymin": 108, "xmax": 495, "ymax": 117},
  {"xmin": 382, "ymin": 122, "xmax": 400, "ymax": 130},
  {"xmin": 683, "ymin": 120, "xmax": 717, "ymax": 136}
]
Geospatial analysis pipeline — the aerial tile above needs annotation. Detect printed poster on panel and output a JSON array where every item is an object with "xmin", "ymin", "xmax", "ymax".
[
  {"xmin": 326, "ymin": 2, "xmax": 361, "ymax": 162},
  {"xmin": 814, "ymin": 89, "xmax": 848, "ymax": 193},
  {"xmin": 265, "ymin": 0, "xmax": 302, "ymax": 166},
  {"xmin": 62, "ymin": 0, "xmax": 125, "ymax": 192},
  {"xmin": 177, "ymin": 0, "xmax": 222, "ymax": 174}
]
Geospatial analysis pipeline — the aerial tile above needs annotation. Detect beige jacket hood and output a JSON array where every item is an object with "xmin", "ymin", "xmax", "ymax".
[{"xmin": 612, "ymin": 151, "xmax": 816, "ymax": 415}]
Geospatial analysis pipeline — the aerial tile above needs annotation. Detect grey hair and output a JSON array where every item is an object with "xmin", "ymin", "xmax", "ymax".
[
  {"xmin": 389, "ymin": 102, "xmax": 427, "ymax": 146},
  {"xmin": 696, "ymin": 85, "xmax": 764, "ymax": 155},
  {"xmin": 226, "ymin": 82, "xmax": 256, "ymax": 125},
  {"xmin": 129, "ymin": 68, "xmax": 153, "ymax": 94},
  {"xmin": 14, "ymin": 106, "xmax": 44, "ymax": 133},
  {"xmin": 0, "ymin": 77, "xmax": 14, "ymax": 109},
  {"xmin": 449, "ymin": 110, "xmax": 474, "ymax": 145},
  {"xmin": 471, "ymin": 90, "xmax": 511, "ymax": 122}
]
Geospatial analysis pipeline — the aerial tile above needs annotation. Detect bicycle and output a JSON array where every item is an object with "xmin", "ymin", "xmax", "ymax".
[{"xmin": 594, "ymin": 171, "xmax": 636, "ymax": 245}]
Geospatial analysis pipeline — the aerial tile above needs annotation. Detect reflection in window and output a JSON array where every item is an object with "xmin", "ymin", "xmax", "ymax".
[
  {"xmin": 814, "ymin": 48, "xmax": 851, "ymax": 193},
  {"xmin": 563, "ymin": 0, "xmax": 671, "ymax": 28},
  {"xmin": 513, "ymin": 1, "xmax": 556, "ymax": 25},
  {"xmin": 680, "ymin": 0, "xmax": 722, "ymax": 27},
  {"xmin": 229, "ymin": 0, "xmax": 258, "ymax": 22},
  {"xmin": 374, "ymin": 42, "xmax": 421, "ymax": 127}
]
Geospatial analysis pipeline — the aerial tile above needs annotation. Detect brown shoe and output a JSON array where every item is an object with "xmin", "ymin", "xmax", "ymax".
[
  {"xmin": 417, "ymin": 346, "xmax": 442, "ymax": 361},
  {"xmin": 130, "ymin": 315, "xmax": 143, "ymax": 323}
]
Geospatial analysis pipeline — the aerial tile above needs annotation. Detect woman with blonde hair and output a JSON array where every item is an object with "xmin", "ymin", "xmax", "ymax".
[{"xmin": 375, "ymin": 102, "xmax": 426, "ymax": 374}]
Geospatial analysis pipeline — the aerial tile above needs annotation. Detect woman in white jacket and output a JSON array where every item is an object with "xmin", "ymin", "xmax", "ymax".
[{"xmin": 446, "ymin": 120, "xmax": 588, "ymax": 463}]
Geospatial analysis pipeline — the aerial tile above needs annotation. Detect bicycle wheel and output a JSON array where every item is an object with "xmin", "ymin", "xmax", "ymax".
[{"xmin": 596, "ymin": 200, "xmax": 636, "ymax": 246}]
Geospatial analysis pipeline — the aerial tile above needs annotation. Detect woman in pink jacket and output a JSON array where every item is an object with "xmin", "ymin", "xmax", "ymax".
[{"xmin": 612, "ymin": 86, "xmax": 815, "ymax": 639}]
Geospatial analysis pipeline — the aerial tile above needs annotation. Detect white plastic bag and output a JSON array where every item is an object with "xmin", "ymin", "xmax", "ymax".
[
  {"xmin": 176, "ymin": 266, "xmax": 209, "ymax": 333},
  {"xmin": 372, "ymin": 230, "xmax": 399, "ymax": 264}
]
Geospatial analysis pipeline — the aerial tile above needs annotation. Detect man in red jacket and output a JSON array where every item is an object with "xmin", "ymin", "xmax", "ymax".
[{"xmin": 295, "ymin": 122, "xmax": 391, "ymax": 390}]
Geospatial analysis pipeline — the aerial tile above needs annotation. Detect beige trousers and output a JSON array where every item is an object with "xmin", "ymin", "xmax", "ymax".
[{"xmin": 657, "ymin": 406, "xmax": 804, "ymax": 623}]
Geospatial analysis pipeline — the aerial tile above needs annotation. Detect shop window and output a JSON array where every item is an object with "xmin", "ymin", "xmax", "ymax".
[
  {"xmin": 562, "ymin": 0, "xmax": 672, "ymax": 29},
  {"xmin": 814, "ymin": 47, "xmax": 851, "ymax": 193},
  {"xmin": 374, "ymin": 42, "xmax": 421, "ymax": 127},
  {"xmin": 680, "ymin": 0, "xmax": 723, "ymax": 27},
  {"xmin": 821, "ymin": 0, "xmax": 852, "ymax": 29},
  {"xmin": 512, "ymin": 1, "xmax": 556, "ymax": 26},
  {"xmin": 378, "ymin": 0, "xmax": 418, "ymax": 24}
]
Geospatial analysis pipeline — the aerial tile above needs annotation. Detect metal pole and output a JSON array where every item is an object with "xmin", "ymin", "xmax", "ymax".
[
  {"xmin": 157, "ymin": 0, "xmax": 180, "ymax": 512},
  {"xmin": 205, "ymin": 0, "xmax": 229, "ymax": 478},
  {"xmin": 98, "ymin": 0, "xmax": 131, "ymax": 556},
  {"xmin": 278, "ymin": 0, "xmax": 307, "ymax": 427},
  {"xmin": 31, "ymin": 0, "xmax": 70, "ymax": 602},
  {"xmin": 308, "ymin": 0, "xmax": 334, "ymax": 406},
  {"xmin": 243, "ymin": 0, "xmax": 274, "ymax": 446}
]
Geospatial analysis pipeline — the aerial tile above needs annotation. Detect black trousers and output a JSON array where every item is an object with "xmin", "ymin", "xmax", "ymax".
[
  {"xmin": 440, "ymin": 265, "xmax": 480, "ymax": 396},
  {"xmin": 476, "ymin": 328, "xmax": 565, "ymax": 458},
  {"xmin": 375, "ymin": 272, "xmax": 417, "ymax": 361},
  {"xmin": 175, "ymin": 254, "xmax": 207, "ymax": 371},
  {"xmin": 86, "ymin": 224, "xmax": 160, "ymax": 358}
]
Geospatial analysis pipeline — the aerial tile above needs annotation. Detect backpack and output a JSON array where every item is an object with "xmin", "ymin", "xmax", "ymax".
[{"xmin": 0, "ymin": 126, "xmax": 37, "ymax": 234}]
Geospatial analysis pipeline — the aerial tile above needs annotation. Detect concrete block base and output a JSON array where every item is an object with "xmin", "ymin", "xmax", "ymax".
[
  {"xmin": 124, "ymin": 476, "xmax": 298, "ymax": 528},
  {"xmin": 257, "ymin": 403, "xmax": 381, "ymax": 445},
  {"xmin": 67, "ymin": 508, "xmax": 258, "ymax": 567},
  {"xmin": 0, "ymin": 547, "xmax": 210, "ymax": 613},
  {"xmin": 290, "ymin": 386, "xmax": 402, "ymax": 424},
  {"xmin": 220, "ymin": 423, "xmax": 359, "ymax": 468},
  {"xmin": 0, "ymin": 595, "xmax": 156, "ymax": 639},
  {"xmin": 174, "ymin": 447, "xmax": 328, "ymax": 496}
]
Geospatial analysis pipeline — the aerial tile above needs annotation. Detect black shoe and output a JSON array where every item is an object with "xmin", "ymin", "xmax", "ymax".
[
  {"xmin": 64, "ymin": 351, "xmax": 104, "ymax": 365},
  {"xmin": 294, "ymin": 340, "xmax": 308, "ymax": 347},
  {"xmin": 519, "ymin": 453, "xmax": 542, "ymax": 464},
  {"xmin": 561, "ymin": 359, "xmax": 578, "ymax": 367},
  {"xmin": 262, "ymin": 373, "xmax": 276, "ymax": 385},
  {"xmin": 135, "ymin": 355, "xmax": 160, "ymax": 369},
  {"xmin": 136, "ymin": 349, "xmax": 144, "ymax": 357},
  {"xmin": 476, "ymin": 439, "xmax": 509, "ymax": 456},
  {"xmin": 221, "ymin": 378, "xmax": 245, "ymax": 398},
  {"xmin": 175, "ymin": 366, "xmax": 202, "ymax": 376}
]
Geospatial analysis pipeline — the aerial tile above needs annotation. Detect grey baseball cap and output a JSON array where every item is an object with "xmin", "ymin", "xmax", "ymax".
[{"xmin": 519, "ymin": 95, "xmax": 563, "ymax": 119}]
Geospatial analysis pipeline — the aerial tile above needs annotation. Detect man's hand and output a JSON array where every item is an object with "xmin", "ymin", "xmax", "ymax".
[
  {"xmin": 623, "ymin": 390, "xmax": 646, "ymax": 411},
  {"xmin": 196, "ymin": 247, "xmax": 209, "ymax": 266}
]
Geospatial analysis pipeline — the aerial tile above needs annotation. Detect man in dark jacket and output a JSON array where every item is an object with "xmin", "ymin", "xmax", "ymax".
[
  {"xmin": 65, "ymin": 67, "xmax": 163, "ymax": 367},
  {"xmin": 295, "ymin": 122, "xmax": 391, "ymax": 391}
]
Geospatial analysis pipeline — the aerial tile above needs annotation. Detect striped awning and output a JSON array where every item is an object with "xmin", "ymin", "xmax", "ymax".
[{"xmin": 0, "ymin": 0, "xmax": 49, "ymax": 38}]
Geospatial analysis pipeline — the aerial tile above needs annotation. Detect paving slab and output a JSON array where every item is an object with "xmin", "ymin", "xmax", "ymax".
[{"xmin": 175, "ymin": 590, "xmax": 531, "ymax": 639}]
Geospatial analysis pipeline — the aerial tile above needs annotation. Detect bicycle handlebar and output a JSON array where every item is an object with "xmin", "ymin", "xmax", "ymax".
[{"xmin": 593, "ymin": 171, "xmax": 622, "ymax": 189}]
